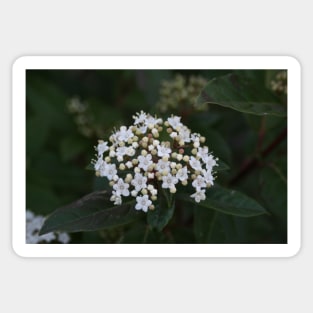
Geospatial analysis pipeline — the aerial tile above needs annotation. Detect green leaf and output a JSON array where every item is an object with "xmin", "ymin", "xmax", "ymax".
[
  {"xmin": 147, "ymin": 190, "xmax": 175, "ymax": 231},
  {"xmin": 214, "ymin": 159, "xmax": 230, "ymax": 172},
  {"xmin": 178, "ymin": 185, "xmax": 267, "ymax": 217},
  {"xmin": 196, "ymin": 73, "xmax": 287, "ymax": 117},
  {"xmin": 39, "ymin": 191, "xmax": 142, "ymax": 235}
]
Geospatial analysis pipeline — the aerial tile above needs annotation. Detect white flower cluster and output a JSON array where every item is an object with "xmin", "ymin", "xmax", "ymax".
[
  {"xmin": 92, "ymin": 111, "xmax": 218, "ymax": 213},
  {"xmin": 26, "ymin": 210, "xmax": 71, "ymax": 244}
]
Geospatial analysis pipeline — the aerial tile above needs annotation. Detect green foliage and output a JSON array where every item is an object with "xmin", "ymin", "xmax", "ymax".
[
  {"xmin": 178, "ymin": 185, "xmax": 267, "ymax": 218},
  {"xmin": 39, "ymin": 191, "xmax": 142, "ymax": 235},
  {"xmin": 196, "ymin": 72, "xmax": 287, "ymax": 117},
  {"xmin": 26, "ymin": 69, "xmax": 287, "ymax": 244}
]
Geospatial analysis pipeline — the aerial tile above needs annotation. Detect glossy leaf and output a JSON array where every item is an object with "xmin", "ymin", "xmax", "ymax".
[
  {"xmin": 39, "ymin": 191, "xmax": 142, "ymax": 235},
  {"xmin": 196, "ymin": 73, "xmax": 287, "ymax": 117},
  {"xmin": 178, "ymin": 185, "xmax": 267, "ymax": 217},
  {"xmin": 147, "ymin": 190, "xmax": 175, "ymax": 231}
]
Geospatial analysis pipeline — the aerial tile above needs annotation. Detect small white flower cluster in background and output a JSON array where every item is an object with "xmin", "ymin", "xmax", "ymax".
[
  {"xmin": 26, "ymin": 210, "xmax": 71, "ymax": 244},
  {"xmin": 92, "ymin": 111, "xmax": 218, "ymax": 213}
]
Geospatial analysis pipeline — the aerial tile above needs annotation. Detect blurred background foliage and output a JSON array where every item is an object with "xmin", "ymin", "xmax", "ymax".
[{"xmin": 26, "ymin": 69, "xmax": 287, "ymax": 244}]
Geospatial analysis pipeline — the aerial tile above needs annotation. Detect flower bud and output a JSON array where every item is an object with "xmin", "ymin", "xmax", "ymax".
[{"xmin": 183, "ymin": 155, "xmax": 189, "ymax": 162}]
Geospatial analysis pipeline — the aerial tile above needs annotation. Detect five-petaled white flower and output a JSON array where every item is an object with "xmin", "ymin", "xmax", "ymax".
[
  {"xmin": 138, "ymin": 154, "xmax": 153, "ymax": 171},
  {"xmin": 101, "ymin": 163, "xmax": 117, "ymax": 180},
  {"xmin": 197, "ymin": 146, "xmax": 209, "ymax": 162},
  {"xmin": 167, "ymin": 115, "xmax": 182, "ymax": 129},
  {"xmin": 190, "ymin": 189, "xmax": 206, "ymax": 203},
  {"xmin": 133, "ymin": 111, "xmax": 147, "ymax": 125},
  {"xmin": 162, "ymin": 173, "xmax": 178, "ymax": 189},
  {"xmin": 113, "ymin": 178, "xmax": 130, "ymax": 197},
  {"xmin": 135, "ymin": 195, "xmax": 152, "ymax": 212},
  {"xmin": 192, "ymin": 175, "xmax": 207, "ymax": 191},
  {"xmin": 97, "ymin": 141, "xmax": 109, "ymax": 156},
  {"xmin": 155, "ymin": 159, "xmax": 170, "ymax": 172},
  {"xmin": 116, "ymin": 126, "xmax": 134, "ymax": 142},
  {"xmin": 176, "ymin": 166, "xmax": 189, "ymax": 181},
  {"xmin": 131, "ymin": 173, "xmax": 148, "ymax": 191},
  {"xmin": 157, "ymin": 144, "xmax": 171, "ymax": 158},
  {"xmin": 189, "ymin": 156, "xmax": 202, "ymax": 171}
]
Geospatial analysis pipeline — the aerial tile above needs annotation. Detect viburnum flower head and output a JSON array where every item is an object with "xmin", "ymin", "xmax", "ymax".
[{"xmin": 91, "ymin": 111, "xmax": 218, "ymax": 213}]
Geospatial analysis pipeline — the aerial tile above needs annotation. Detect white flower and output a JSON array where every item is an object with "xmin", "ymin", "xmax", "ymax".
[
  {"xmin": 190, "ymin": 189, "xmax": 206, "ymax": 203},
  {"xmin": 205, "ymin": 155, "xmax": 217, "ymax": 170},
  {"xmin": 131, "ymin": 173, "xmax": 148, "ymax": 191},
  {"xmin": 116, "ymin": 146, "xmax": 127, "ymax": 158},
  {"xmin": 155, "ymin": 159, "xmax": 170, "ymax": 172},
  {"xmin": 178, "ymin": 126, "xmax": 191, "ymax": 143},
  {"xmin": 167, "ymin": 115, "xmax": 182, "ymax": 129},
  {"xmin": 189, "ymin": 156, "xmax": 202, "ymax": 171},
  {"xmin": 197, "ymin": 146, "xmax": 209, "ymax": 162},
  {"xmin": 110, "ymin": 190, "xmax": 122, "ymax": 205},
  {"xmin": 176, "ymin": 166, "xmax": 188, "ymax": 181},
  {"xmin": 157, "ymin": 144, "xmax": 171, "ymax": 158},
  {"xmin": 133, "ymin": 111, "xmax": 147, "ymax": 125},
  {"xmin": 96, "ymin": 141, "xmax": 109, "ymax": 155},
  {"xmin": 162, "ymin": 173, "xmax": 178, "ymax": 189},
  {"xmin": 94, "ymin": 158, "xmax": 104, "ymax": 171},
  {"xmin": 135, "ymin": 195, "xmax": 152, "ymax": 212},
  {"xmin": 138, "ymin": 154, "xmax": 153, "ymax": 171},
  {"xmin": 126, "ymin": 147, "xmax": 135, "ymax": 156},
  {"xmin": 145, "ymin": 115, "xmax": 163, "ymax": 128},
  {"xmin": 202, "ymin": 169, "xmax": 214, "ymax": 185},
  {"xmin": 191, "ymin": 133, "xmax": 201, "ymax": 143},
  {"xmin": 113, "ymin": 178, "xmax": 130, "ymax": 197},
  {"xmin": 100, "ymin": 163, "xmax": 117, "ymax": 180},
  {"xmin": 138, "ymin": 125, "xmax": 148, "ymax": 134},
  {"xmin": 192, "ymin": 175, "xmax": 206, "ymax": 191},
  {"xmin": 26, "ymin": 210, "xmax": 70, "ymax": 244},
  {"xmin": 58, "ymin": 232, "xmax": 71, "ymax": 244},
  {"xmin": 116, "ymin": 126, "xmax": 134, "ymax": 142}
]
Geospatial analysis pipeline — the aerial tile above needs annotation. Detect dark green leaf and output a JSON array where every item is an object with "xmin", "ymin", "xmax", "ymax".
[
  {"xmin": 147, "ymin": 190, "xmax": 175, "ymax": 231},
  {"xmin": 39, "ymin": 191, "xmax": 142, "ymax": 235},
  {"xmin": 214, "ymin": 159, "xmax": 230, "ymax": 172},
  {"xmin": 197, "ymin": 73, "xmax": 287, "ymax": 117},
  {"xmin": 178, "ymin": 185, "xmax": 267, "ymax": 217}
]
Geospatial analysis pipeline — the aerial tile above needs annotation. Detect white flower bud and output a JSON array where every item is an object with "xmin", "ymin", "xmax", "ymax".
[
  {"xmin": 192, "ymin": 148, "xmax": 197, "ymax": 155},
  {"xmin": 119, "ymin": 163, "xmax": 126, "ymax": 170},
  {"xmin": 183, "ymin": 155, "xmax": 189, "ymax": 162},
  {"xmin": 148, "ymin": 172, "xmax": 155, "ymax": 179},
  {"xmin": 193, "ymin": 141, "xmax": 200, "ymax": 148},
  {"xmin": 141, "ymin": 188, "xmax": 148, "ymax": 195},
  {"xmin": 170, "ymin": 187, "xmax": 177, "ymax": 194},
  {"xmin": 105, "ymin": 156, "xmax": 111, "ymax": 163},
  {"xmin": 134, "ymin": 167, "xmax": 141, "ymax": 173},
  {"xmin": 125, "ymin": 173, "xmax": 133, "ymax": 183},
  {"xmin": 126, "ymin": 161, "xmax": 133, "ymax": 168},
  {"xmin": 141, "ymin": 149, "xmax": 148, "ymax": 156},
  {"xmin": 151, "ymin": 195, "xmax": 157, "ymax": 201},
  {"xmin": 131, "ymin": 190, "xmax": 138, "ymax": 197},
  {"xmin": 176, "ymin": 154, "xmax": 183, "ymax": 161},
  {"xmin": 182, "ymin": 180, "xmax": 188, "ymax": 186}
]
